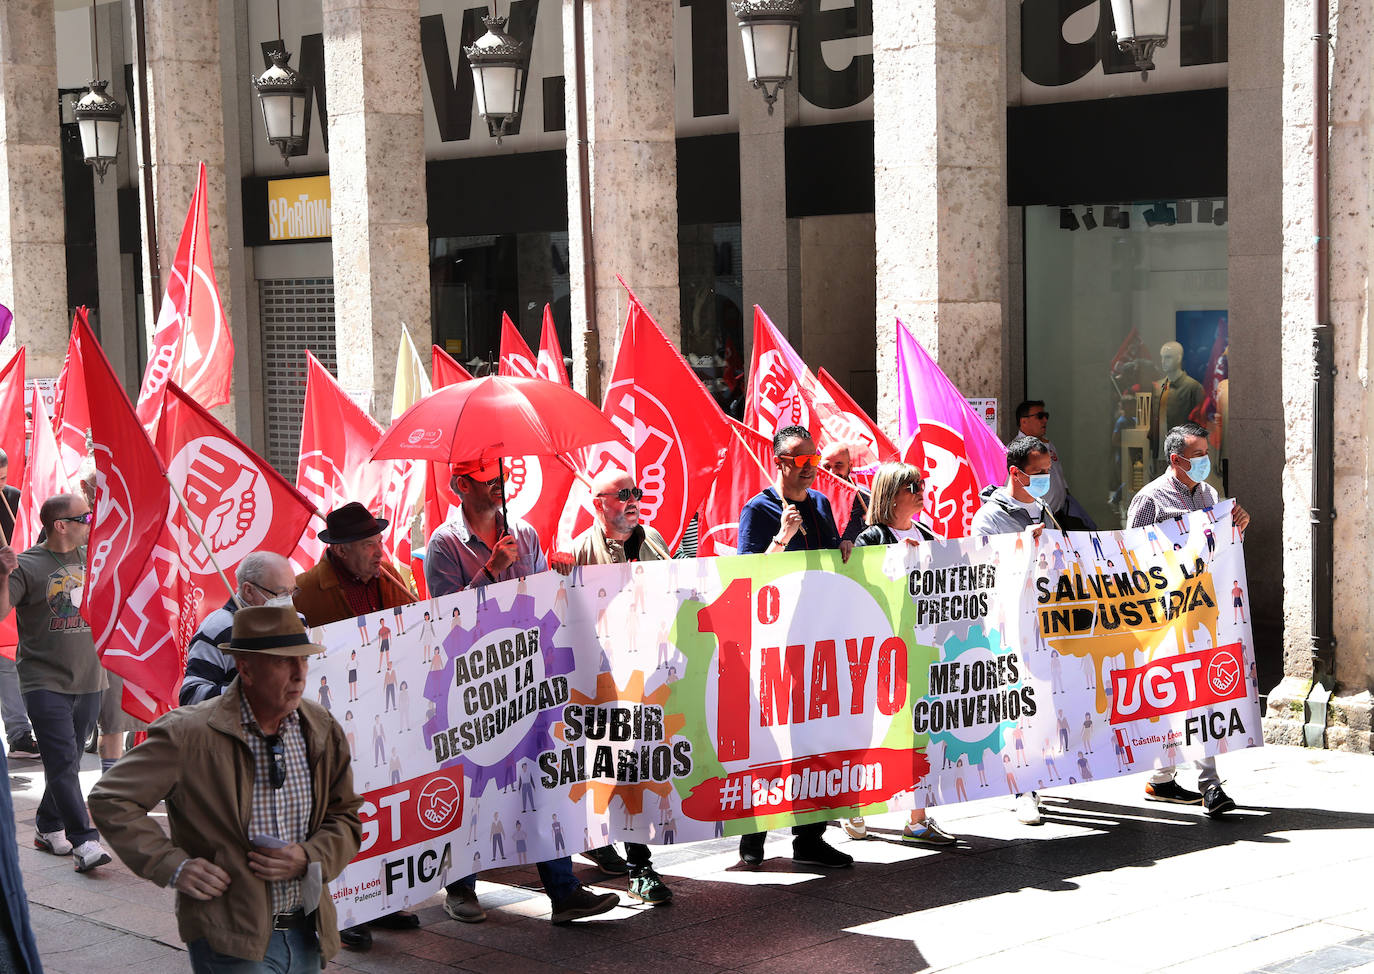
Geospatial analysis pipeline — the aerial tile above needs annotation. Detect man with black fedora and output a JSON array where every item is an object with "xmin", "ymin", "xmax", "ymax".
[
  {"xmin": 294, "ymin": 502, "xmax": 414, "ymax": 636},
  {"xmin": 89, "ymin": 606, "xmax": 363, "ymax": 972},
  {"xmin": 292, "ymin": 501, "xmax": 419, "ymax": 950}
]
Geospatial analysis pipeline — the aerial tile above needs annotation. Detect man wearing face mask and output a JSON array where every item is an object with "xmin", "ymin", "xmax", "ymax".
[
  {"xmin": 970, "ymin": 437, "xmax": 1059, "ymax": 538},
  {"xmin": 180, "ymin": 552, "xmax": 301, "ymax": 706},
  {"xmin": 970, "ymin": 439, "xmax": 1057, "ymax": 826},
  {"xmin": 1128, "ymin": 422, "xmax": 1250, "ymax": 817}
]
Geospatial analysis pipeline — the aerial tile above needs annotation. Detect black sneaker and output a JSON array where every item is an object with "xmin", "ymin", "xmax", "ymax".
[
  {"xmin": 739, "ymin": 832, "xmax": 765, "ymax": 866},
  {"xmin": 791, "ymin": 837, "xmax": 854, "ymax": 869},
  {"xmin": 1203, "ymin": 784, "xmax": 1237, "ymax": 818},
  {"xmin": 550, "ymin": 887, "xmax": 619, "ymax": 924},
  {"xmin": 1144, "ymin": 779, "xmax": 1203, "ymax": 805},
  {"xmin": 339, "ymin": 925, "xmax": 373, "ymax": 951},
  {"xmin": 627, "ymin": 867, "xmax": 673, "ymax": 906},
  {"xmin": 581, "ymin": 844, "xmax": 629, "ymax": 875},
  {"xmin": 6, "ymin": 732, "xmax": 39, "ymax": 760}
]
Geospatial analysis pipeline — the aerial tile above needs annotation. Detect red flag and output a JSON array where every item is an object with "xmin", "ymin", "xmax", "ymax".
[
  {"xmin": 536, "ymin": 305, "xmax": 570, "ymax": 387},
  {"xmin": 423, "ymin": 350, "xmax": 471, "ymax": 539},
  {"xmin": 744, "ymin": 306, "xmax": 884, "ymax": 469},
  {"xmin": 135, "ymin": 161, "xmax": 233, "ymax": 434},
  {"xmin": 156, "ymin": 381, "xmax": 316, "ymax": 629},
  {"xmin": 816, "ymin": 367, "xmax": 901, "ymax": 465},
  {"xmin": 0, "ymin": 347, "xmax": 25, "ymax": 490},
  {"xmin": 696, "ymin": 419, "xmax": 856, "ymax": 555},
  {"xmin": 498, "ymin": 312, "xmax": 539, "ymax": 379},
  {"xmin": 54, "ymin": 311, "xmax": 92, "ymax": 479},
  {"xmin": 432, "ymin": 345, "xmax": 475, "ymax": 385},
  {"xmin": 79, "ymin": 316, "xmax": 190, "ymax": 712},
  {"xmin": 291, "ymin": 353, "xmax": 419, "ymax": 577},
  {"xmin": 0, "ymin": 392, "xmax": 71, "ymax": 659},
  {"xmin": 560, "ymin": 280, "xmax": 730, "ymax": 552}
]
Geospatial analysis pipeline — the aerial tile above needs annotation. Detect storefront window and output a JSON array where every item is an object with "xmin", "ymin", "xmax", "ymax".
[
  {"xmin": 679, "ymin": 223, "xmax": 746, "ymax": 417},
  {"xmin": 429, "ymin": 231, "xmax": 571, "ymax": 374},
  {"xmin": 1024, "ymin": 200, "xmax": 1229, "ymax": 529}
]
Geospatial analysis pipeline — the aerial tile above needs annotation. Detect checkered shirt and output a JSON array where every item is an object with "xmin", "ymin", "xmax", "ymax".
[
  {"xmin": 239, "ymin": 695, "xmax": 312, "ymax": 916},
  {"xmin": 1126, "ymin": 471, "xmax": 1219, "ymax": 528}
]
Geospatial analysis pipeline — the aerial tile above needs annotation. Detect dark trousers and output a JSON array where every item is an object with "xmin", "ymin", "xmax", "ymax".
[
  {"xmin": 24, "ymin": 689, "xmax": 101, "ymax": 845},
  {"xmin": 625, "ymin": 842, "xmax": 652, "ymax": 869},
  {"xmin": 446, "ymin": 855, "xmax": 579, "ymax": 902},
  {"xmin": 740, "ymin": 821, "xmax": 825, "ymax": 856}
]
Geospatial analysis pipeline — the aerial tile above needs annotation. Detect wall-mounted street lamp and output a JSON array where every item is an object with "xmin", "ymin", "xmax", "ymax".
[
  {"xmin": 466, "ymin": 15, "xmax": 526, "ymax": 144},
  {"xmin": 74, "ymin": 0, "xmax": 124, "ymax": 182},
  {"xmin": 1109, "ymin": 0, "xmax": 1171, "ymax": 81},
  {"xmin": 733, "ymin": 0, "xmax": 802, "ymax": 114},
  {"xmin": 252, "ymin": 1, "xmax": 308, "ymax": 164}
]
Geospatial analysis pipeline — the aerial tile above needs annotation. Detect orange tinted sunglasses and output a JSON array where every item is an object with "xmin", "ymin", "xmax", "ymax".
[{"xmin": 778, "ymin": 453, "xmax": 821, "ymax": 469}]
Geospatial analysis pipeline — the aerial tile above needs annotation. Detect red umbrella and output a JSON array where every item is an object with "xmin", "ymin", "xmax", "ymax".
[{"xmin": 371, "ymin": 375, "xmax": 626, "ymax": 464}]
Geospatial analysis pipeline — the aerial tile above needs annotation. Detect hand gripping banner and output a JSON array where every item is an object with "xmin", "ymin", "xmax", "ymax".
[{"xmin": 308, "ymin": 503, "xmax": 1259, "ymax": 925}]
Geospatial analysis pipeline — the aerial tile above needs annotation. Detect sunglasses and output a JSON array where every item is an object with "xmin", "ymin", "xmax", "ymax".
[
  {"xmin": 778, "ymin": 453, "xmax": 821, "ymax": 469},
  {"xmin": 266, "ymin": 734, "xmax": 286, "ymax": 790},
  {"xmin": 58, "ymin": 512, "xmax": 93, "ymax": 525},
  {"xmin": 596, "ymin": 487, "xmax": 643, "ymax": 502},
  {"xmin": 901, "ymin": 482, "xmax": 924, "ymax": 495},
  {"xmin": 1029, "ymin": 411, "xmax": 1050, "ymax": 420}
]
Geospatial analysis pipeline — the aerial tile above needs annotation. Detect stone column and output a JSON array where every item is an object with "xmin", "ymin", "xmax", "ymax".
[
  {"xmin": 872, "ymin": 1, "xmax": 1006, "ymax": 430},
  {"xmin": 0, "ymin": 2, "xmax": 69, "ymax": 374},
  {"xmin": 563, "ymin": 0, "xmax": 679, "ymax": 400},
  {"xmin": 220, "ymin": 0, "xmax": 265, "ymax": 449},
  {"xmin": 136, "ymin": 0, "xmax": 234, "ymax": 414},
  {"xmin": 1222, "ymin": 0, "xmax": 1287, "ymax": 732},
  {"xmin": 734, "ymin": 24, "xmax": 795, "ymax": 351},
  {"xmin": 1266, "ymin": 0, "xmax": 1374, "ymax": 752},
  {"xmin": 93, "ymin": 0, "xmax": 139, "ymax": 390},
  {"xmin": 323, "ymin": 0, "xmax": 430, "ymax": 423}
]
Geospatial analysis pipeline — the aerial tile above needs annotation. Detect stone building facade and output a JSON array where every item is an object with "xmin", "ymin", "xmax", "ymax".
[{"xmin": 0, "ymin": 0, "xmax": 1369, "ymax": 750}]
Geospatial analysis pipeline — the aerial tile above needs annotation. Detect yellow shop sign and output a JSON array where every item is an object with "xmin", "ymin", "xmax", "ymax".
[{"xmin": 268, "ymin": 175, "xmax": 331, "ymax": 241}]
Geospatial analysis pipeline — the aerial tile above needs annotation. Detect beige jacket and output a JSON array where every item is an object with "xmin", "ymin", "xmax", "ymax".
[
  {"xmin": 569, "ymin": 521, "xmax": 669, "ymax": 566},
  {"xmin": 89, "ymin": 681, "xmax": 362, "ymax": 964}
]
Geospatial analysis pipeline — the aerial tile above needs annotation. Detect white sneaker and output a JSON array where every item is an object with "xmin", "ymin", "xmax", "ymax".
[
  {"xmin": 34, "ymin": 830, "xmax": 72, "ymax": 856},
  {"xmin": 841, "ymin": 816, "xmax": 868, "ymax": 840},
  {"xmin": 72, "ymin": 840, "xmax": 111, "ymax": 873},
  {"xmin": 1015, "ymin": 792, "xmax": 1044, "ymax": 826}
]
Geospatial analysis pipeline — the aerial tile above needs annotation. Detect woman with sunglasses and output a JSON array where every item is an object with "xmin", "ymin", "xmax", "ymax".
[{"xmin": 842, "ymin": 462, "xmax": 957, "ymax": 846}]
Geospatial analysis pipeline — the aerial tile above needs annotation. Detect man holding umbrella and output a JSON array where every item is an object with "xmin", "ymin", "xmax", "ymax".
[{"xmin": 425, "ymin": 458, "xmax": 619, "ymax": 926}]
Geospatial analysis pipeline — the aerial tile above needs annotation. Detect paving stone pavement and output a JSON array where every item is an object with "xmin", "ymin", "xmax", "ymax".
[{"xmin": 9, "ymin": 743, "xmax": 1374, "ymax": 973}]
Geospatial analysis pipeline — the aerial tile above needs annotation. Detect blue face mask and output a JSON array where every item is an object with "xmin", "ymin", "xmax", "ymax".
[
  {"xmin": 1178, "ymin": 454, "xmax": 1210, "ymax": 482},
  {"xmin": 1026, "ymin": 473, "xmax": 1052, "ymax": 499}
]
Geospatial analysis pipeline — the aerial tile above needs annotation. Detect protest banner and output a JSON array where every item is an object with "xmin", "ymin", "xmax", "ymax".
[{"xmin": 310, "ymin": 503, "xmax": 1258, "ymax": 925}]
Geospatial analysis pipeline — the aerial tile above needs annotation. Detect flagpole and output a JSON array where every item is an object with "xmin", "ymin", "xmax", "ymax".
[
  {"xmin": 553, "ymin": 454, "xmax": 673, "ymax": 562},
  {"xmin": 162, "ymin": 472, "xmax": 244, "ymax": 608}
]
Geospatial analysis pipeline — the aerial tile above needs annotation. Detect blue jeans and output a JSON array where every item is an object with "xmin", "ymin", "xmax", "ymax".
[
  {"xmin": 23, "ymin": 688, "xmax": 101, "ymax": 845},
  {"xmin": 445, "ymin": 856, "xmax": 579, "ymax": 902},
  {"xmin": 187, "ymin": 927, "xmax": 319, "ymax": 973}
]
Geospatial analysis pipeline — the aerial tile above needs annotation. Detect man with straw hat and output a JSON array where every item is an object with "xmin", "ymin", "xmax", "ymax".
[{"xmin": 90, "ymin": 605, "xmax": 363, "ymax": 971}]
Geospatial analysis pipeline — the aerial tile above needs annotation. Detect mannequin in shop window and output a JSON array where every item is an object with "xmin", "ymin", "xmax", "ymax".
[{"xmin": 1153, "ymin": 342, "xmax": 1203, "ymax": 459}]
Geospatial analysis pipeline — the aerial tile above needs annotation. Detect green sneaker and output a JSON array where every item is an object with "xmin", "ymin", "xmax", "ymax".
[{"xmin": 627, "ymin": 867, "xmax": 673, "ymax": 906}]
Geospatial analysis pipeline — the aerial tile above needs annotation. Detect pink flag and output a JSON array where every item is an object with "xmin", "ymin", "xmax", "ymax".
[
  {"xmin": 895, "ymin": 319, "xmax": 1006, "ymax": 538},
  {"xmin": 536, "ymin": 305, "xmax": 570, "ymax": 387},
  {"xmin": 0, "ymin": 348, "xmax": 25, "ymax": 491},
  {"xmin": 135, "ymin": 162, "xmax": 234, "ymax": 434}
]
